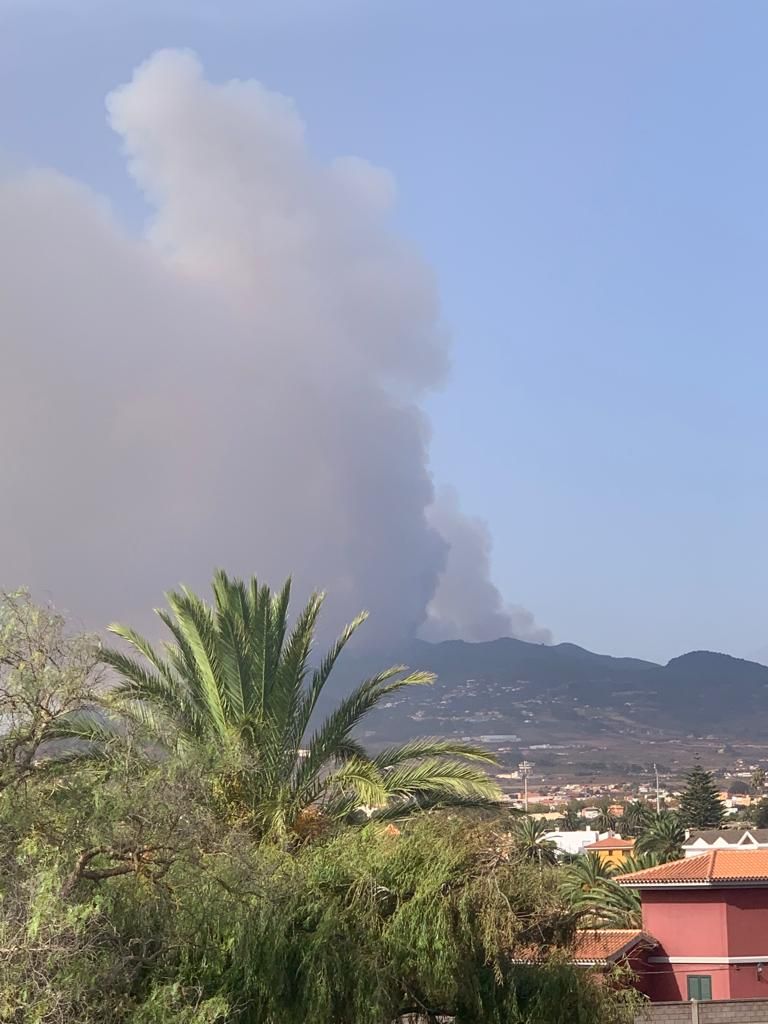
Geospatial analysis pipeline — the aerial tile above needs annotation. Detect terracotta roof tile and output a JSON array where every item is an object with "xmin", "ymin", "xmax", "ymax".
[
  {"xmin": 617, "ymin": 849, "xmax": 768, "ymax": 885},
  {"xmin": 515, "ymin": 930, "xmax": 655, "ymax": 965},
  {"xmin": 572, "ymin": 929, "xmax": 655, "ymax": 964},
  {"xmin": 584, "ymin": 836, "xmax": 635, "ymax": 850}
]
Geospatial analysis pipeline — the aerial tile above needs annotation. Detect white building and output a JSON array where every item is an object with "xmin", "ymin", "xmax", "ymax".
[{"xmin": 543, "ymin": 829, "xmax": 601, "ymax": 857}]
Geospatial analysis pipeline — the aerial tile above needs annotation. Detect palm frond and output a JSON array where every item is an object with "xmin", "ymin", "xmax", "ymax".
[
  {"xmin": 373, "ymin": 737, "xmax": 498, "ymax": 769},
  {"xmin": 104, "ymin": 623, "xmax": 172, "ymax": 680},
  {"xmin": 323, "ymin": 757, "xmax": 388, "ymax": 808},
  {"xmin": 211, "ymin": 569, "xmax": 250, "ymax": 720},
  {"xmin": 380, "ymin": 757, "xmax": 502, "ymax": 801},
  {"xmin": 291, "ymin": 667, "xmax": 435, "ymax": 803},
  {"xmin": 249, "ymin": 579, "xmax": 276, "ymax": 717},
  {"xmin": 577, "ymin": 878, "xmax": 642, "ymax": 929},
  {"xmin": 621, "ymin": 850, "xmax": 663, "ymax": 874},
  {"xmin": 292, "ymin": 610, "xmax": 369, "ymax": 746},
  {"xmin": 101, "ymin": 644, "xmax": 196, "ymax": 735},
  {"xmin": 166, "ymin": 588, "xmax": 230, "ymax": 741},
  {"xmin": 46, "ymin": 710, "xmax": 124, "ymax": 747},
  {"xmin": 269, "ymin": 577, "xmax": 292, "ymax": 669},
  {"xmin": 560, "ymin": 852, "xmax": 616, "ymax": 905},
  {"xmin": 366, "ymin": 793, "xmax": 505, "ymax": 823},
  {"xmin": 269, "ymin": 592, "xmax": 323, "ymax": 739},
  {"xmin": 333, "ymin": 737, "xmax": 369, "ymax": 762},
  {"xmin": 258, "ymin": 593, "xmax": 323, "ymax": 787}
]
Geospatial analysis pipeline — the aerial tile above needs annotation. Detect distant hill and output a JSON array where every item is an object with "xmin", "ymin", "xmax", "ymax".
[{"xmin": 331, "ymin": 638, "xmax": 768, "ymax": 745}]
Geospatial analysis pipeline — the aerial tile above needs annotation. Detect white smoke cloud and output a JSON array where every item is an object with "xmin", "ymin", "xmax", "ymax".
[{"xmin": 0, "ymin": 50, "xmax": 549, "ymax": 645}]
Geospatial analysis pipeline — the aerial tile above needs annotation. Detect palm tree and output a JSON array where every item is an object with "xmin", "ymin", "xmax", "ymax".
[
  {"xmin": 509, "ymin": 816, "xmax": 558, "ymax": 866},
  {"xmin": 559, "ymin": 803, "xmax": 581, "ymax": 830},
  {"xmin": 561, "ymin": 853, "xmax": 640, "ymax": 928},
  {"xmin": 621, "ymin": 849, "xmax": 663, "ymax": 875},
  {"xmin": 587, "ymin": 879, "xmax": 642, "ymax": 928},
  {"xmin": 635, "ymin": 812, "xmax": 684, "ymax": 862},
  {"xmin": 560, "ymin": 851, "xmax": 615, "ymax": 903},
  {"xmin": 95, "ymin": 571, "xmax": 501, "ymax": 838},
  {"xmin": 594, "ymin": 801, "xmax": 617, "ymax": 833},
  {"xmin": 621, "ymin": 799, "xmax": 652, "ymax": 838}
]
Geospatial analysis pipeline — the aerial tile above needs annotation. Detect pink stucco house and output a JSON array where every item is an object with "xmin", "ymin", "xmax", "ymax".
[{"xmin": 617, "ymin": 849, "xmax": 768, "ymax": 1001}]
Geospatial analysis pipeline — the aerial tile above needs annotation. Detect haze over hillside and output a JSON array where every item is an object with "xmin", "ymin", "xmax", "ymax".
[{"xmin": 336, "ymin": 636, "xmax": 768, "ymax": 746}]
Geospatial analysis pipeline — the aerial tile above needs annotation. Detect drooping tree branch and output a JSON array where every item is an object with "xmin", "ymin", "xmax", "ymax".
[{"xmin": 61, "ymin": 845, "xmax": 175, "ymax": 897}]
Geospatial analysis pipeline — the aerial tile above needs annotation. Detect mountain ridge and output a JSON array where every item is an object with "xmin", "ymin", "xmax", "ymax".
[{"xmin": 333, "ymin": 635, "xmax": 768, "ymax": 744}]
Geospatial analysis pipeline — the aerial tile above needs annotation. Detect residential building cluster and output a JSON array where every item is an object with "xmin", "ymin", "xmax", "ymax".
[
  {"xmin": 550, "ymin": 829, "xmax": 768, "ymax": 1005},
  {"xmin": 493, "ymin": 773, "xmax": 762, "ymax": 817}
]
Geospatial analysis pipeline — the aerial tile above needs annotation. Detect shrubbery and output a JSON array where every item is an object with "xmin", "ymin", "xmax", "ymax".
[{"xmin": 0, "ymin": 587, "xmax": 639, "ymax": 1023}]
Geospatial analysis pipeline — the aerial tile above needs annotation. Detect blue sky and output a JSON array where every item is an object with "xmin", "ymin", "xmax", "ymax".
[{"xmin": 2, "ymin": 0, "xmax": 767, "ymax": 663}]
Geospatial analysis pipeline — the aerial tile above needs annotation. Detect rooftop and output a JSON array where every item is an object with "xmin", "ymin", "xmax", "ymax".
[
  {"xmin": 684, "ymin": 828, "xmax": 768, "ymax": 846},
  {"xmin": 584, "ymin": 836, "xmax": 635, "ymax": 850},
  {"xmin": 617, "ymin": 850, "xmax": 768, "ymax": 887},
  {"xmin": 572, "ymin": 929, "xmax": 656, "ymax": 965}
]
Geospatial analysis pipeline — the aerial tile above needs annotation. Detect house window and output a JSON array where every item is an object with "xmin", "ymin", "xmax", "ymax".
[{"xmin": 687, "ymin": 975, "xmax": 712, "ymax": 1001}]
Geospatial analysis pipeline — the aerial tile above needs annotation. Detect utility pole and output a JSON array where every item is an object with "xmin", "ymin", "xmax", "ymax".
[
  {"xmin": 654, "ymin": 763, "xmax": 661, "ymax": 814},
  {"xmin": 519, "ymin": 761, "xmax": 534, "ymax": 813}
]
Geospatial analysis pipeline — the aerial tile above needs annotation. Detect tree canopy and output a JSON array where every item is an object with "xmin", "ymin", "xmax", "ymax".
[
  {"xmin": 95, "ymin": 572, "xmax": 501, "ymax": 838},
  {"xmin": 0, "ymin": 743, "xmax": 636, "ymax": 1024},
  {"xmin": 0, "ymin": 589, "xmax": 106, "ymax": 793},
  {"xmin": 0, "ymin": 588, "xmax": 642, "ymax": 1023},
  {"xmin": 679, "ymin": 762, "xmax": 724, "ymax": 830},
  {"xmin": 634, "ymin": 812, "xmax": 685, "ymax": 861}
]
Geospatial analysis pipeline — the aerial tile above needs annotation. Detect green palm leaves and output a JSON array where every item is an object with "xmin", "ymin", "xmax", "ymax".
[
  {"xmin": 621, "ymin": 800, "xmax": 652, "ymax": 837},
  {"xmin": 561, "ymin": 853, "xmax": 641, "ymax": 929},
  {"xmin": 634, "ymin": 812, "xmax": 685, "ymax": 861},
  {"xmin": 101, "ymin": 571, "xmax": 500, "ymax": 838},
  {"xmin": 509, "ymin": 816, "xmax": 558, "ymax": 866}
]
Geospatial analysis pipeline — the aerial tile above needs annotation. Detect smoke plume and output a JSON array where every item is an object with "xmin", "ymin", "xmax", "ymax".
[
  {"xmin": 422, "ymin": 489, "xmax": 552, "ymax": 644},
  {"xmin": 0, "ymin": 50, "xmax": 548, "ymax": 645}
]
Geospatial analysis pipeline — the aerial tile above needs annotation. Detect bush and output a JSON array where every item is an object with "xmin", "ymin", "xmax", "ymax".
[{"xmin": 0, "ymin": 761, "xmax": 637, "ymax": 1023}]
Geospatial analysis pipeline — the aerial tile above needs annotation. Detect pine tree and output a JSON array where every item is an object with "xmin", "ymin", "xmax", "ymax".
[{"xmin": 679, "ymin": 761, "xmax": 724, "ymax": 829}]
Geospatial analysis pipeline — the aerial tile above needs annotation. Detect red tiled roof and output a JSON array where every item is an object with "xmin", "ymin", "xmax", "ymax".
[
  {"xmin": 572, "ymin": 929, "xmax": 655, "ymax": 964},
  {"xmin": 617, "ymin": 849, "xmax": 768, "ymax": 886},
  {"xmin": 514, "ymin": 929, "xmax": 655, "ymax": 966},
  {"xmin": 584, "ymin": 836, "xmax": 635, "ymax": 850}
]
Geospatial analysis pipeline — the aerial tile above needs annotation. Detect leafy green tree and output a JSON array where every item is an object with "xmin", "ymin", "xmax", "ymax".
[
  {"xmin": 0, "ymin": 590, "xmax": 106, "ymax": 792},
  {"xmin": 752, "ymin": 767, "xmax": 767, "ymax": 794},
  {"xmin": 509, "ymin": 815, "xmax": 558, "ymax": 866},
  {"xmin": 679, "ymin": 762, "xmax": 724, "ymax": 830},
  {"xmin": 94, "ymin": 571, "xmax": 500, "ymax": 838},
  {"xmin": 1, "ymin": 761, "xmax": 639, "ymax": 1024},
  {"xmin": 635, "ymin": 812, "xmax": 685, "ymax": 861}
]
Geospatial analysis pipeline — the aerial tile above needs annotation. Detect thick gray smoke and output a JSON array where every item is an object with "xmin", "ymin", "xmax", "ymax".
[{"xmin": 0, "ymin": 50, "xmax": 549, "ymax": 645}]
